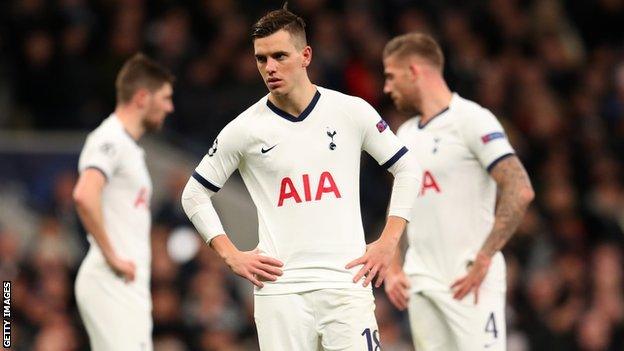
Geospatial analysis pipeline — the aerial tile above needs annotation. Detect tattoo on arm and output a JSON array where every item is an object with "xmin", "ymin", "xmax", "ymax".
[{"xmin": 480, "ymin": 156, "xmax": 534, "ymax": 257}]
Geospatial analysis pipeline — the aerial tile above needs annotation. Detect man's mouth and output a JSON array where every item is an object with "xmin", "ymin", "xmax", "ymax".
[{"xmin": 267, "ymin": 78, "xmax": 282, "ymax": 88}]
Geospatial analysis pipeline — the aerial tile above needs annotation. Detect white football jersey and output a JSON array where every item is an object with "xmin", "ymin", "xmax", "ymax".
[
  {"xmin": 193, "ymin": 87, "xmax": 407, "ymax": 295},
  {"xmin": 397, "ymin": 93, "xmax": 514, "ymax": 292},
  {"xmin": 77, "ymin": 114, "xmax": 152, "ymax": 296}
]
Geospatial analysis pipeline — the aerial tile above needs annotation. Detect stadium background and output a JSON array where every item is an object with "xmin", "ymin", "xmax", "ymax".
[{"xmin": 1, "ymin": 0, "xmax": 623, "ymax": 350}]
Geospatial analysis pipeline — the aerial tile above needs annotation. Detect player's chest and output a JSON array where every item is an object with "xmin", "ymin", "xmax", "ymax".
[
  {"xmin": 115, "ymin": 149, "xmax": 152, "ymax": 191},
  {"xmin": 405, "ymin": 127, "xmax": 469, "ymax": 174},
  {"xmin": 244, "ymin": 120, "xmax": 360, "ymax": 174}
]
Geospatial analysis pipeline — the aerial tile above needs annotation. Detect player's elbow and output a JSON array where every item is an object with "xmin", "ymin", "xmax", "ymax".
[
  {"xmin": 72, "ymin": 185, "xmax": 95, "ymax": 211},
  {"xmin": 180, "ymin": 179, "xmax": 199, "ymax": 219},
  {"xmin": 518, "ymin": 184, "xmax": 535, "ymax": 206},
  {"xmin": 73, "ymin": 188, "xmax": 87, "ymax": 210}
]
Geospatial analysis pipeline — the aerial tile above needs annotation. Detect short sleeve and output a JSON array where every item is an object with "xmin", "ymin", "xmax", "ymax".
[
  {"xmin": 78, "ymin": 134, "xmax": 122, "ymax": 180},
  {"xmin": 192, "ymin": 121, "xmax": 245, "ymax": 192},
  {"xmin": 461, "ymin": 108, "xmax": 515, "ymax": 172},
  {"xmin": 353, "ymin": 98, "xmax": 407, "ymax": 169}
]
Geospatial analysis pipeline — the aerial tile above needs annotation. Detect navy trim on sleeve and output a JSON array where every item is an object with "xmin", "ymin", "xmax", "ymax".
[
  {"xmin": 486, "ymin": 153, "xmax": 515, "ymax": 173},
  {"xmin": 192, "ymin": 171, "xmax": 221, "ymax": 192},
  {"xmin": 266, "ymin": 90, "xmax": 321, "ymax": 122},
  {"xmin": 382, "ymin": 146, "xmax": 409, "ymax": 169},
  {"xmin": 84, "ymin": 166, "xmax": 109, "ymax": 182}
]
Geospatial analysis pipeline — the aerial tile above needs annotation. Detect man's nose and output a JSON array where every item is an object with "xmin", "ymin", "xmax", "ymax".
[
  {"xmin": 266, "ymin": 58, "xmax": 277, "ymax": 74},
  {"xmin": 383, "ymin": 82, "xmax": 391, "ymax": 94}
]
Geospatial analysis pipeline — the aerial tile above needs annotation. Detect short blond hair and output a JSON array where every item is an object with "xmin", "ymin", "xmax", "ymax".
[{"xmin": 383, "ymin": 32, "xmax": 444, "ymax": 71}]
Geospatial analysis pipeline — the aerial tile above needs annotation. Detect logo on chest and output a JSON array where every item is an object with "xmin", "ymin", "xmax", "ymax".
[
  {"xmin": 134, "ymin": 187, "xmax": 149, "ymax": 209},
  {"xmin": 326, "ymin": 127, "xmax": 337, "ymax": 150},
  {"xmin": 420, "ymin": 170, "xmax": 441, "ymax": 196},
  {"xmin": 278, "ymin": 171, "xmax": 342, "ymax": 206},
  {"xmin": 432, "ymin": 137, "xmax": 441, "ymax": 153}
]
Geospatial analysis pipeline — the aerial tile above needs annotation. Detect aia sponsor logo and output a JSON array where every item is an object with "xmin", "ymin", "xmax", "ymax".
[
  {"xmin": 420, "ymin": 170, "xmax": 441, "ymax": 196},
  {"xmin": 134, "ymin": 187, "xmax": 149, "ymax": 209},
  {"xmin": 278, "ymin": 172, "xmax": 341, "ymax": 206}
]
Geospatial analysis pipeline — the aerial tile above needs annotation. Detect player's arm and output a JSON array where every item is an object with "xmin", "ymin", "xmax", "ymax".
[
  {"xmin": 384, "ymin": 234, "xmax": 411, "ymax": 310},
  {"xmin": 480, "ymin": 155, "xmax": 534, "ymax": 257},
  {"xmin": 346, "ymin": 99, "xmax": 422, "ymax": 288},
  {"xmin": 347, "ymin": 152, "xmax": 420, "ymax": 288},
  {"xmin": 181, "ymin": 176, "xmax": 283, "ymax": 288},
  {"xmin": 73, "ymin": 169, "xmax": 135, "ymax": 282},
  {"xmin": 181, "ymin": 123, "xmax": 283, "ymax": 288},
  {"xmin": 451, "ymin": 155, "xmax": 534, "ymax": 302}
]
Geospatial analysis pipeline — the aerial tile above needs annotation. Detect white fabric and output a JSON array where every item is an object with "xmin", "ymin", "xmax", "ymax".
[
  {"xmin": 75, "ymin": 114, "xmax": 153, "ymax": 347},
  {"xmin": 386, "ymin": 151, "xmax": 422, "ymax": 220},
  {"xmin": 75, "ymin": 249, "xmax": 153, "ymax": 351},
  {"xmin": 189, "ymin": 86, "xmax": 415, "ymax": 295},
  {"xmin": 407, "ymin": 260, "xmax": 507, "ymax": 351},
  {"xmin": 254, "ymin": 289, "xmax": 379, "ymax": 351},
  {"xmin": 396, "ymin": 93, "xmax": 514, "ymax": 293},
  {"xmin": 181, "ymin": 177, "xmax": 225, "ymax": 243},
  {"xmin": 77, "ymin": 114, "xmax": 153, "ymax": 285}
]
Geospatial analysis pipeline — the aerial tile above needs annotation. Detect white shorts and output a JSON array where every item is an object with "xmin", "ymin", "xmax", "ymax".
[
  {"xmin": 407, "ymin": 284, "xmax": 506, "ymax": 350},
  {"xmin": 254, "ymin": 289, "xmax": 380, "ymax": 351},
  {"xmin": 75, "ymin": 262, "xmax": 152, "ymax": 351}
]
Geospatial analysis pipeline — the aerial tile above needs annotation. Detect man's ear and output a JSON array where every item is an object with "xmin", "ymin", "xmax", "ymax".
[
  {"xmin": 408, "ymin": 62, "xmax": 419, "ymax": 82},
  {"xmin": 132, "ymin": 88, "xmax": 150, "ymax": 108},
  {"xmin": 302, "ymin": 46, "xmax": 312, "ymax": 68}
]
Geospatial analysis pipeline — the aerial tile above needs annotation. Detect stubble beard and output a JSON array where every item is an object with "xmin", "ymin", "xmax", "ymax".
[
  {"xmin": 395, "ymin": 97, "xmax": 421, "ymax": 116},
  {"xmin": 143, "ymin": 113, "xmax": 164, "ymax": 132}
]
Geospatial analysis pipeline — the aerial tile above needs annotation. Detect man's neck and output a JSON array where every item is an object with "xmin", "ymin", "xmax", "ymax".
[
  {"xmin": 114, "ymin": 106, "xmax": 144, "ymax": 141},
  {"xmin": 418, "ymin": 79, "xmax": 453, "ymax": 125},
  {"xmin": 268, "ymin": 80, "xmax": 317, "ymax": 117}
]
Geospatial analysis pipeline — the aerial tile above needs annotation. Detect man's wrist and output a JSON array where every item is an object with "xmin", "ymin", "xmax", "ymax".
[
  {"xmin": 103, "ymin": 250, "xmax": 117, "ymax": 264},
  {"xmin": 381, "ymin": 216, "xmax": 406, "ymax": 244},
  {"xmin": 380, "ymin": 230, "xmax": 401, "ymax": 246},
  {"xmin": 210, "ymin": 234, "xmax": 239, "ymax": 261},
  {"xmin": 476, "ymin": 251, "xmax": 493, "ymax": 266},
  {"xmin": 388, "ymin": 263, "xmax": 402, "ymax": 274}
]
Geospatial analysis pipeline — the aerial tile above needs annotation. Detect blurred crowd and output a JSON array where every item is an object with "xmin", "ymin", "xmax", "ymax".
[{"xmin": 0, "ymin": 0, "xmax": 623, "ymax": 350}]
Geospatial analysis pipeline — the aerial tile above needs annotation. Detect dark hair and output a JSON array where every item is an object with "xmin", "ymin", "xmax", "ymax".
[
  {"xmin": 251, "ymin": 5, "xmax": 307, "ymax": 48},
  {"xmin": 115, "ymin": 53, "xmax": 175, "ymax": 104},
  {"xmin": 383, "ymin": 32, "xmax": 444, "ymax": 71}
]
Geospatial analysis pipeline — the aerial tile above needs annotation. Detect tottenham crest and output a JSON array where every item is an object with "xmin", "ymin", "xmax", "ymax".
[{"xmin": 326, "ymin": 128, "xmax": 337, "ymax": 150}]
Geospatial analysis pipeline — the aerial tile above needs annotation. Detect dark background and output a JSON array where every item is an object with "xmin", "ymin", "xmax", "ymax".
[{"xmin": 0, "ymin": 0, "xmax": 623, "ymax": 350}]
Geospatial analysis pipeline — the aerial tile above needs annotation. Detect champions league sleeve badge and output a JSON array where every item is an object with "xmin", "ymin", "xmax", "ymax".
[
  {"xmin": 481, "ymin": 132, "xmax": 505, "ymax": 144},
  {"xmin": 376, "ymin": 119, "xmax": 388, "ymax": 133}
]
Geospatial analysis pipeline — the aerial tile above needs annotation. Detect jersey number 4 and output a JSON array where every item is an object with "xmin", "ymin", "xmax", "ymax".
[{"xmin": 485, "ymin": 312, "xmax": 498, "ymax": 338}]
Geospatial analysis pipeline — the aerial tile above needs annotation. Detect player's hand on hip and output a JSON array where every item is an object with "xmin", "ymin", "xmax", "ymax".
[
  {"xmin": 450, "ymin": 252, "xmax": 492, "ymax": 304},
  {"xmin": 346, "ymin": 237, "xmax": 397, "ymax": 288},
  {"xmin": 106, "ymin": 255, "xmax": 136, "ymax": 283},
  {"xmin": 225, "ymin": 248, "xmax": 283, "ymax": 288},
  {"xmin": 384, "ymin": 268, "xmax": 410, "ymax": 310}
]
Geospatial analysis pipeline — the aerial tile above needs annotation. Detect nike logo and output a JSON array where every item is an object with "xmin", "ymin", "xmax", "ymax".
[{"xmin": 261, "ymin": 144, "xmax": 277, "ymax": 153}]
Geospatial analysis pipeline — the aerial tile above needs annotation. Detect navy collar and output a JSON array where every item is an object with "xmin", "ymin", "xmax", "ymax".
[
  {"xmin": 418, "ymin": 106, "xmax": 449, "ymax": 129},
  {"xmin": 266, "ymin": 90, "xmax": 321, "ymax": 122}
]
